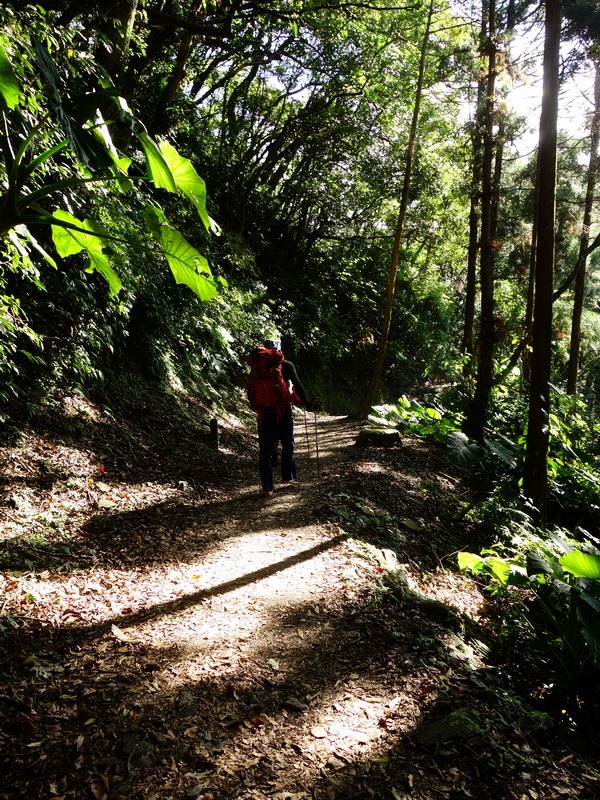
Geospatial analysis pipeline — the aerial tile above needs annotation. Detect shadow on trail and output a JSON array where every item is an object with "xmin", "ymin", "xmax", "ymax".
[
  {"xmin": 0, "ymin": 414, "xmax": 353, "ymax": 574},
  {"xmin": 7, "ymin": 415, "xmax": 583, "ymax": 798},
  {"xmin": 64, "ymin": 531, "xmax": 349, "ymax": 637},
  {"xmin": 3, "ymin": 555, "xmax": 586, "ymax": 800}
]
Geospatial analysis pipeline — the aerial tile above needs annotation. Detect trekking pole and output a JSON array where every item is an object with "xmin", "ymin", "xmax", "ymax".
[
  {"xmin": 303, "ymin": 409, "xmax": 312, "ymax": 459},
  {"xmin": 313, "ymin": 411, "xmax": 320, "ymax": 483}
]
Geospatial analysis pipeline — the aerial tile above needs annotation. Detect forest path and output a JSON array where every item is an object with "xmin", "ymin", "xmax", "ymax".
[{"xmin": 1, "ymin": 408, "xmax": 596, "ymax": 799}]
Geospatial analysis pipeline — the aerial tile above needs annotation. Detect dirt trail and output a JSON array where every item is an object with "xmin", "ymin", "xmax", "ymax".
[
  {"xmin": 1, "ymin": 410, "xmax": 598, "ymax": 800},
  {"xmin": 128, "ymin": 414, "xmax": 369, "ymax": 686}
]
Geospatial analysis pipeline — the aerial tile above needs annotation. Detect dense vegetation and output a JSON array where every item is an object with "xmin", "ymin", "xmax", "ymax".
[{"xmin": 2, "ymin": 0, "xmax": 600, "ymax": 738}]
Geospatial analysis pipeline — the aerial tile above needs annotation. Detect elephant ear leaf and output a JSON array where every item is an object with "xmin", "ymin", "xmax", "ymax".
[
  {"xmin": 457, "ymin": 551, "xmax": 485, "ymax": 573},
  {"xmin": 51, "ymin": 209, "xmax": 122, "ymax": 296},
  {"xmin": 145, "ymin": 205, "xmax": 225, "ymax": 301},
  {"xmin": 447, "ymin": 431, "xmax": 482, "ymax": 466},
  {"xmin": 31, "ymin": 36, "xmax": 62, "ymax": 112},
  {"xmin": 158, "ymin": 226, "xmax": 222, "ymax": 301},
  {"xmin": 560, "ymin": 551, "xmax": 600, "ymax": 580},
  {"xmin": 0, "ymin": 44, "xmax": 19, "ymax": 110},
  {"xmin": 138, "ymin": 132, "xmax": 177, "ymax": 192},
  {"xmin": 31, "ymin": 37, "xmax": 112, "ymax": 170},
  {"xmin": 526, "ymin": 550, "xmax": 553, "ymax": 577},
  {"xmin": 157, "ymin": 139, "xmax": 211, "ymax": 231}
]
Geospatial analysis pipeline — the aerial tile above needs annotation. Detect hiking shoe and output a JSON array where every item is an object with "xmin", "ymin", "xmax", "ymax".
[{"xmin": 261, "ymin": 490, "xmax": 274, "ymax": 497}]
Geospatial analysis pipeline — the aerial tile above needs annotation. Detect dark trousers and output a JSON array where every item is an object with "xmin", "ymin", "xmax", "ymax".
[{"xmin": 258, "ymin": 407, "xmax": 295, "ymax": 491}]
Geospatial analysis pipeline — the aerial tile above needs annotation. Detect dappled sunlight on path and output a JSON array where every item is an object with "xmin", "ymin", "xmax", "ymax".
[{"xmin": 3, "ymin": 413, "xmax": 594, "ymax": 800}]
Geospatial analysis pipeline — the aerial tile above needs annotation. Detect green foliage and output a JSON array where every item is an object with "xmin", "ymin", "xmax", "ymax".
[
  {"xmin": 369, "ymin": 393, "xmax": 522, "ymax": 471},
  {"xmin": 0, "ymin": 28, "xmax": 222, "ymax": 301},
  {"xmin": 447, "ymin": 431, "xmax": 483, "ymax": 466},
  {"xmin": 0, "ymin": 293, "xmax": 42, "ymax": 414},
  {"xmin": 372, "ymin": 380, "xmax": 600, "ymax": 528},
  {"xmin": 369, "ymin": 395, "xmax": 462, "ymax": 442},
  {"xmin": 328, "ymin": 492, "xmax": 406, "ymax": 552},
  {"xmin": 458, "ymin": 527, "xmax": 600, "ymax": 694}
]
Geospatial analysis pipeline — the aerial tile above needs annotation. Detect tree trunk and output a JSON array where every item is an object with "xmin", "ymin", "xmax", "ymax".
[
  {"xmin": 567, "ymin": 57, "xmax": 600, "ymax": 395},
  {"xmin": 150, "ymin": 2, "xmax": 206, "ymax": 133},
  {"xmin": 95, "ymin": 0, "xmax": 139, "ymax": 84},
  {"xmin": 359, "ymin": 0, "xmax": 435, "ymax": 419},
  {"xmin": 461, "ymin": 73, "xmax": 486, "ymax": 368},
  {"xmin": 463, "ymin": 0, "xmax": 497, "ymax": 441},
  {"xmin": 523, "ymin": 0, "xmax": 562, "ymax": 517}
]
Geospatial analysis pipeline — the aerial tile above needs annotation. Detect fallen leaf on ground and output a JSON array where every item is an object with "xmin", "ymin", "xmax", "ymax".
[{"xmin": 111, "ymin": 624, "xmax": 133, "ymax": 642}]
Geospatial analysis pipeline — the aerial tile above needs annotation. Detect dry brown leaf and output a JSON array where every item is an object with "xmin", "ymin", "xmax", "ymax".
[
  {"xmin": 111, "ymin": 624, "xmax": 133, "ymax": 642},
  {"xmin": 90, "ymin": 777, "xmax": 108, "ymax": 800},
  {"xmin": 98, "ymin": 498, "xmax": 117, "ymax": 509}
]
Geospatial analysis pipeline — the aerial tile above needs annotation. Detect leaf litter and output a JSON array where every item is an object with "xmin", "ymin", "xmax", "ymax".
[{"xmin": 0, "ymin": 393, "xmax": 598, "ymax": 799}]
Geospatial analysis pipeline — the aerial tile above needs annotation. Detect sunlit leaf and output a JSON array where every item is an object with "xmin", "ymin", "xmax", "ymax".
[
  {"xmin": 97, "ymin": 498, "xmax": 116, "ymax": 508},
  {"xmin": 487, "ymin": 557, "xmax": 510, "ymax": 585},
  {"xmin": 51, "ymin": 210, "xmax": 122, "ymax": 296},
  {"xmin": 159, "ymin": 226, "xmax": 222, "ymax": 300},
  {"xmin": 560, "ymin": 551, "xmax": 600, "ymax": 580},
  {"xmin": 0, "ymin": 44, "xmax": 19, "ymax": 109},
  {"xmin": 457, "ymin": 551, "xmax": 484, "ymax": 573},
  {"xmin": 138, "ymin": 132, "xmax": 177, "ymax": 192},
  {"xmin": 145, "ymin": 205, "xmax": 225, "ymax": 300},
  {"xmin": 158, "ymin": 139, "xmax": 210, "ymax": 230}
]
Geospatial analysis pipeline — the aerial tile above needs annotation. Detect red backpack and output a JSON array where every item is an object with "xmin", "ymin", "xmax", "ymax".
[{"xmin": 246, "ymin": 347, "xmax": 292, "ymax": 413}]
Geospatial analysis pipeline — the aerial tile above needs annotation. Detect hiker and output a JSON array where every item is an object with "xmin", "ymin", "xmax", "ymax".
[{"xmin": 246, "ymin": 336, "xmax": 318, "ymax": 497}]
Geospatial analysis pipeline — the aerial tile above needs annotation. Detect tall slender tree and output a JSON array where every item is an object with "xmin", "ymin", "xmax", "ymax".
[
  {"xmin": 566, "ymin": 56, "xmax": 600, "ymax": 394},
  {"xmin": 461, "ymin": 66, "xmax": 486, "ymax": 368},
  {"xmin": 359, "ymin": 0, "xmax": 435, "ymax": 419},
  {"xmin": 463, "ymin": 0, "xmax": 499, "ymax": 440},
  {"xmin": 523, "ymin": 0, "xmax": 561, "ymax": 516}
]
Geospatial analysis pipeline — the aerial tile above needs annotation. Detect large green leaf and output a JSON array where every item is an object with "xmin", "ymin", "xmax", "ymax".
[
  {"xmin": 138, "ymin": 132, "xmax": 177, "ymax": 192},
  {"xmin": 579, "ymin": 591, "xmax": 600, "ymax": 613},
  {"xmin": 51, "ymin": 210, "xmax": 122, "ymax": 296},
  {"xmin": 32, "ymin": 37, "xmax": 113, "ymax": 170},
  {"xmin": 487, "ymin": 557, "xmax": 510, "ymax": 585},
  {"xmin": 526, "ymin": 550, "xmax": 553, "ymax": 577},
  {"xmin": 576, "ymin": 604, "xmax": 600, "ymax": 664},
  {"xmin": 560, "ymin": 551, "xmax": 600, "ymax": 580},
  {"xmin": 0, "ymin": 44, "xmax": 19, "ymax": 110},
  {"xmin": 483, "ymin": 437, "xmax": 518, "ymax": 469},
  {"xmin": 145, "ymin": 205, "xmax": 225, "ymax": 300},
  {"xmin": 158, "ymin": 140, "xmax": 211, "ymax": 231},
  {"xmin": 158, "ymin": 225, "xmax": 221, "ymax": 301},
  {"xmin": 457, "ymin": 551, "xmax": 485, "ymax": 574},
  {"xmin": 447, "ymin": 431, "xmax": 482, "ymax": 466}
]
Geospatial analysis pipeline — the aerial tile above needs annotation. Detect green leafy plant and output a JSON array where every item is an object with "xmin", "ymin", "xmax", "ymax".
[
  {"xmin": 0, "ymin": 38, "xmax": 224, "ymax": 301},
  {"xmin": 369, "ymin": 394, "xmax": 462, "ymax": 442},
  {"xmin": 458, "ymin": 530, "xmax": 600, "ymax": 696}
]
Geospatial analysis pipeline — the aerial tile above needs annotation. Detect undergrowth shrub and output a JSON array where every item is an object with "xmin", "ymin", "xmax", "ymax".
[{"xmin": 458, "ymin": 524, "xmax": 600, "ymax": 702}]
